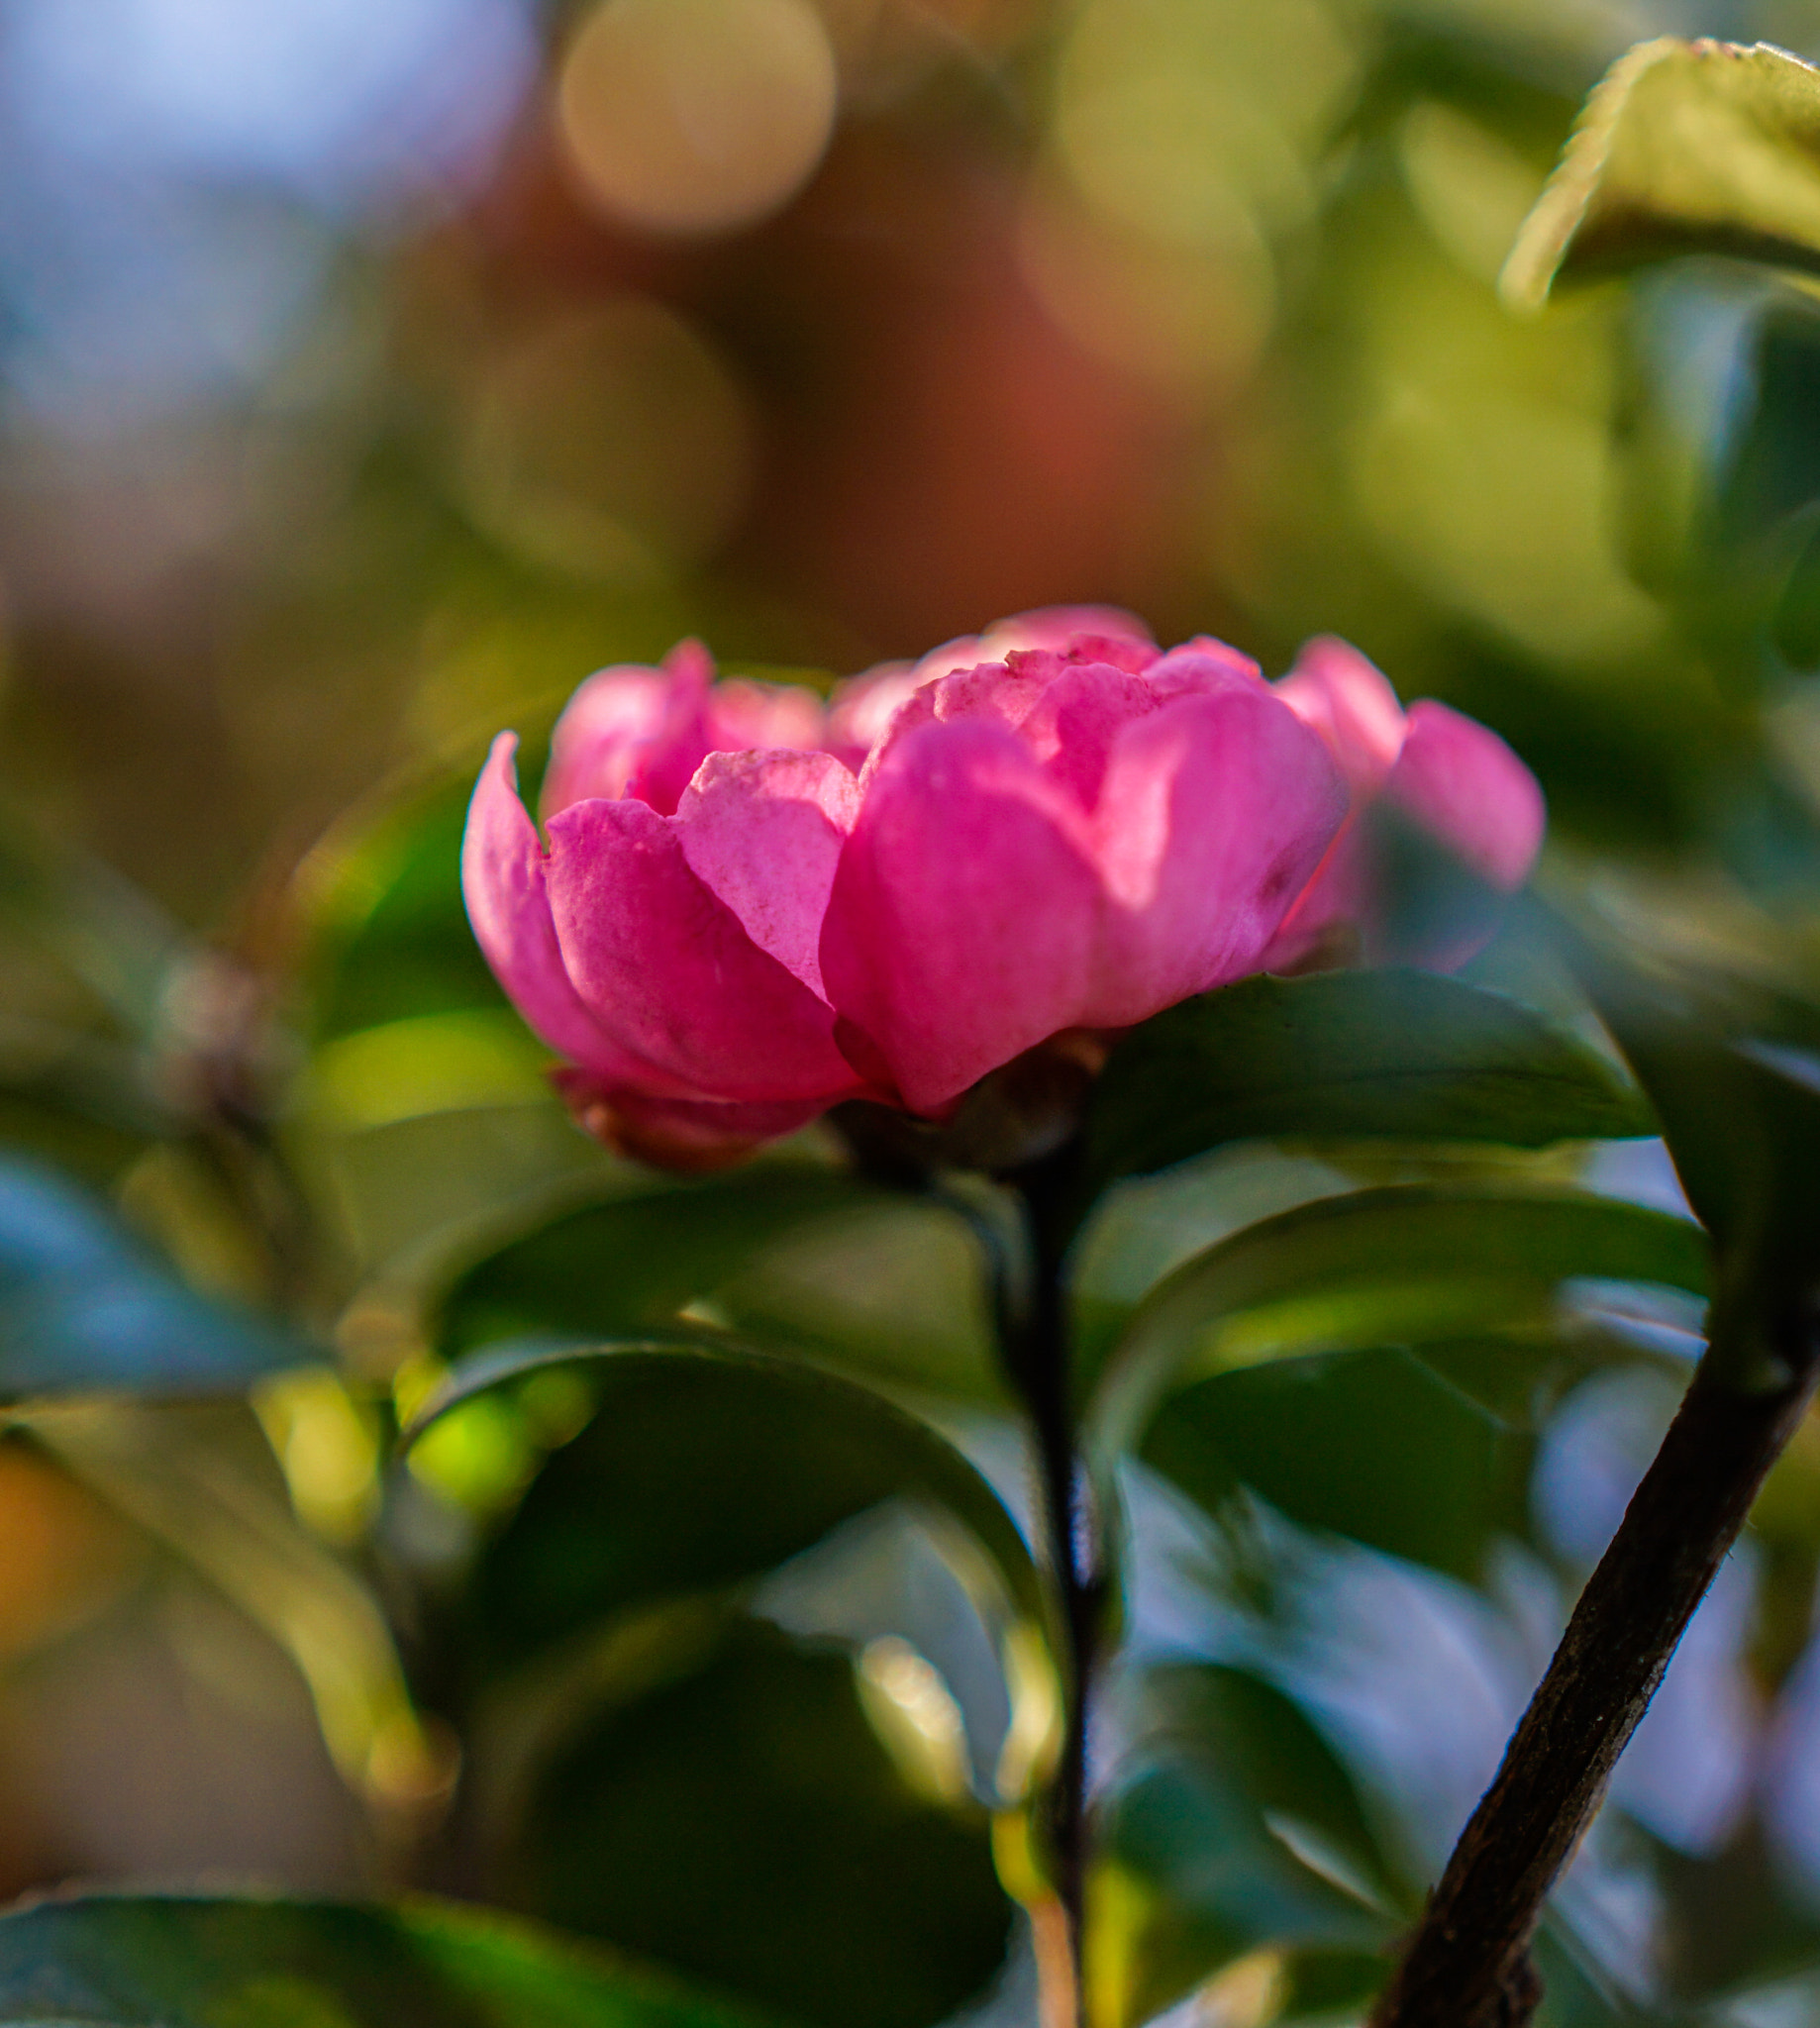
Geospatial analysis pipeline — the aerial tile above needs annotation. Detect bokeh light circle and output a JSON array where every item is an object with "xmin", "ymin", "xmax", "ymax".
[
  {"xmin": 556, "ymin": 0, "xmax": 839, "ymax": 237},
  {"xmin": 462, "ymin": 298, "xmax": 755, "ymax": 582}
]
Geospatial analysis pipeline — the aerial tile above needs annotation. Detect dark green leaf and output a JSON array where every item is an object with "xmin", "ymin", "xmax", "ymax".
[
  {"xmin": 1143, "ymin": 1347, "xmax": 1533, "ymax": 1580},
  {"xmin": 1081, "ymin": 971, "xmax": 1650, "ymax": 1205},
  {"xmin": 1083, "ymin": 1183, "xmax": 1708, "ymax": 1452},
  {"xmin": 436, "ymin": 1167, "xmax": 867, "ymax": 1357},
  {"xmin": 0, "ymin": 1155, "xmax": 309, "ymax": 1398},
  {"xmin": 0, "ymin": 1893, "xmax": 765, "ymax": 2028},
  {"xmin": 1503, "ymin": 38, "xmax": 1820, "ymax": 311},
  {"xmin": 1092, "ymin": 1662, "xmax": 1398, "ymax": 2026},
  {"xmin": 411, "ymin": 1337, "xmax": 1047, "ymax": 1683},
  {"xmin": 1560, "ymin": 914, "xmax": 1820, "ymax": 1380},
  {"xmin": 482, "ymin": 1615, "xmax": 1012, "ymax": 2028},
  {"xmin": 1773, "ymin": 507, "xmax": 1820, "ymax": 667}
]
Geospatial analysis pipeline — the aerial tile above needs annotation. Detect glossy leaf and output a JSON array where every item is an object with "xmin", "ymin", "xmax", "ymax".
[
  {"xmin": 1503, "ymin": 38, "xmax": 1820, "ymax": 311},
  {"xmin": 0, "ymin": 1155, "xmax": 308, "ymax": 1398},
  {"xmin": 436, "ymin": 1167, "xmax": 868, "ymax": 1356},
  {"xmin": 411, "ymin": 1336, "xmax": 1048, "ymax": 1684},
  {"xmin": 0, "ymin": 1893, "xmax": 764, "ymax": 2028},
  {"xmin": 431, "ymin": 1164, "xmax": 1000, "ymax": 1401},
  {"xmin": 1144, "ymin": 1346, "xmax": 1532, "ymax": 1580},
  {"xmin": 1091, "ymin": 1661, "xmax": 1398, "ymax": 2027},
  {"xmin": 1084, "ymin": 1183, "xmax": 1708, "ymax": 1453},
  {"xmin": 1081, "ymin": 971, "xmax": 1650, "ymax": 1203},
  {"xmin": 483, "ymin": 1614, "xmax": 1012, "ymax": 2028}
]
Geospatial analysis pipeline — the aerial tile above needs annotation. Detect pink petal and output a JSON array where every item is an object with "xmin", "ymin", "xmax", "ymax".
[
  {"xmin": 1017, "ymin": 659, "xmax": 1167, "ymax": 808},
  {"xmin": 623, "ymin": 639, "xmax": 720, "ymax": 816},
  {"xmin": 915, "ymin": 610, "xmax": 1159, "ymax": 686},
  {"xmin": 972, "ymin": 604, "xmax": 1157, "ymax": 666},
  {"xmin": 1083, "ymin": 687, "xmax": 1348, "ymax": 1023},
  {"xmin": 544, "ymin": 794, "xmax": 859, "ymax": 1104},
  {"xmin": 708, "ymin": 676, "xmax": 826, "ymax": 754},
  {"xmin": 540, "ymin": 666, "xmax": 670, "ymax": 817},
  {"xmin": 552, "ymin": 1070, "xmax": 828, "ymax": 1173},
  {"xmin": 1274, "ymin": 637, "xmax": 1407, "ymax": 793},
  {"xmin": 819, "ymin": 716, "xmax": 1103, "ymax": 1115},
  {"xmin": 1386, "ymin": 701, "xmax": 1546, "ymax": 891},
  {"xmin": 825, "ymin": 662, "xmax": 921, "ymax": 771},
  {"xmin": 1144, "ymin": 638, "xmax": 1267, "ymax": 698},
  {"xmin": 542, "ymin": 640, "xmax": 719, "ymax": 819},
  {"xmin": 460, "ymin": 735, "xmax": 680, "ymax": 1087},
  {"xmin": 1256, "ymin": 818, "xmax": 1371, "ymax": 973},
  {"xmin": 674, "ymin": 749, "xmax": 859, "ymax": 998}
]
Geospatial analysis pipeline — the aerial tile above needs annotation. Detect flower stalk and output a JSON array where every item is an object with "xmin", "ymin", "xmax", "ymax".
[{"xmin": 998, "ymin": 1139, "xmax": 1106, "ymax": 2028}]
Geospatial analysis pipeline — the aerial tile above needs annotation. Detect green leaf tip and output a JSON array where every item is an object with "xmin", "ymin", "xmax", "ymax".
[{"xmin": 1501, "ymin": 37, "xmax": 1820, "ymax": 312}]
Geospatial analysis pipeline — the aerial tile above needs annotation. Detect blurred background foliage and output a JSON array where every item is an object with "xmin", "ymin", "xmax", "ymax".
[{"xmin": 10, "ymin": 1, "xmax": 1820, "ymax": 2025}]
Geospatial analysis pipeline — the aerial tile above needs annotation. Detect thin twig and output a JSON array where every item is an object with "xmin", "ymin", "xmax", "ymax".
[{"xmin": 1370, "ymin": 1296, "xmax": 1820, "ymax": 2027}]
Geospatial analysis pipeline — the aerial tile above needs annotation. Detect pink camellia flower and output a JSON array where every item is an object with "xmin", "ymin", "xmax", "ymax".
[
  {"xmin": 824, "ymin": 605, "xmax": 1160, "ymax": 769},
  {"xmin": 461, "ymin": 614, "xmax": 1545, "ymax": 1166},
  {"xmin": 1263, "ymin": 637, "xmax": 1547, "ymax": 971}
]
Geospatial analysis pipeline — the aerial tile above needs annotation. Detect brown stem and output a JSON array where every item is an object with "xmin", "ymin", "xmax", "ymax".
[{"xmin": 1370, "ymin": 1300, "xmax": 1820, "ymax": 2028}]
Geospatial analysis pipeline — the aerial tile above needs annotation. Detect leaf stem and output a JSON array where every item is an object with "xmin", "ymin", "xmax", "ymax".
[{"xmin": 1369, "ymin": 1292, "xmax": 1820, "ymax": 2027}]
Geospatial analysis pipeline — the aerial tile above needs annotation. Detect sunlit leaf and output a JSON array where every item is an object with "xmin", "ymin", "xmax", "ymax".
[
  {"xmin": 482, "ymin": 1614, "xmax": 1013, "ymax": 2028},
  {"xmin": 0, "ymin": 1893, "xmax": 766, "ymax": 2028},
  {"xmin": 410, "ymin": 1336, "xmax": 1049, "ymax": 1684},
  {"xmin": 1090, "ymin": 1662, "xmax": 1398, "ymax": 2027},
  {"xmin": 1083, "ymin": 1183, "xmax": 1707, "ymax": 1454},
  {"xmin": 1081, "ymin": 971, "xmax": 1649, "ymax": 1206},
  {"xmin": 1503, "ymin": 38, "xmax": 1820, "ymax": 311},
  {"xmin": 0, "ymin": 1155, "xmax": 309, "ymax": 1399}
]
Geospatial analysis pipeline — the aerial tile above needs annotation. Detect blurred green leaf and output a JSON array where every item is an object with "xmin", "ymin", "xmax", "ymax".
[
  {"xmin": 1567, "ymin": 935, "xmax": 1820, "ymax": 1384},
  {"xmin": 1143, "ymin": 1346, "xmax": 1531, "ymax": 1580},
  {"xmin": 1083, "ymin": 1183, "xmax": 1708, "ymax": 1453},
  {"xmin": 0, "ymin": 1893, "xmax": 766, "ymax": 2028},
  {"xmin": 412, "ymin": 1337, "xmax": 1047, "ymax": 1684},
  {"xmin": 482, "ymin": 1614, "xmax": 1011, "ymax": 2028},
  {"xmin": 1773, "ymin": 509, "xmax": 1820, "ymax": 666},
  {"xmin": 1091, "ymin": 1662, "xmax": 1398, "ymax": 2027},
  {"xmin": 434, "ymin": 1166, "xmax": 997, "ymax": 1408},
  {"xmin": 23, "ymin": 1397, "xmax": 423, "ymax": 1808},
  {"xmin": 0, "ymin": 810, "xmax": 192, "ymax": 1036},
  {"xmin": 0, "ymin": 1154, "xmax": 309, "ymax": 1398},
  {"xmin": 1503, "ymin": 38, "xmax": 1820, "ymax": 311},
  {"xmin": 708, "ymin": 1197, "xmax": 1004, "ymax": 1405},
  {"xmin": 298, "ymin": 769, "xmax": 508, "ymax": 1043},
  {"xmin": 1081, "ymin": 971, "xmax": 1649, "ymax": 1206}
]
